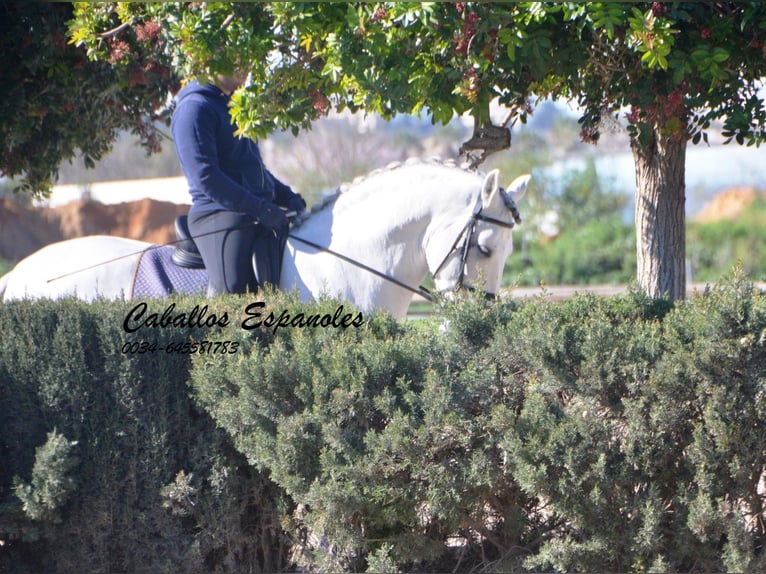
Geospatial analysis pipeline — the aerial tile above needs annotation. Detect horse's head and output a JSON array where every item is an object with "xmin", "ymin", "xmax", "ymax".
[{"xmin": 428, "ymin": 169, "xmax": 530, "ymax": 299}]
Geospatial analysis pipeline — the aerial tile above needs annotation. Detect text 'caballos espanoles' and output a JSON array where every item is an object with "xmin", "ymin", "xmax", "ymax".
[{"xmin": 122, "ymin": 301, "xmax": 364, "ymax": 336}]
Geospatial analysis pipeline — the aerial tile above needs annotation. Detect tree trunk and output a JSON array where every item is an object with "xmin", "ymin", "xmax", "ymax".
[{"xmin": 631, "ymin": 126, "xmax": 687, "ymax": 301}]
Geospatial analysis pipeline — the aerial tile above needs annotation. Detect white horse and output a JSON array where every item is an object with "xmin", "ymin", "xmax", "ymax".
[{"xmin": 0, "ymin": 160, "xmax": 529, "ymax": 319}]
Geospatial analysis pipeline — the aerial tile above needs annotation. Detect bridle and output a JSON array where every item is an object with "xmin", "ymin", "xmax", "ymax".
[
  {"xmin": 429, "ymin": 186, "xmax": 522, "ymax": 300},
  {"xmin": 289, "ymin": 187, "xmax": 521, "ymax": 303}
]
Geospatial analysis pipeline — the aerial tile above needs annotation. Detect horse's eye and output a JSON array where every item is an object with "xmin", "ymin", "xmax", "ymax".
[{"xmin": 477, "ymin": 244, "xmax": 492, "ymax": 257}]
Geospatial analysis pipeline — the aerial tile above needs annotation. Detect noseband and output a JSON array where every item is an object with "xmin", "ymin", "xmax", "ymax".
[{"xmin": 431, "ymin": 187, "xmax": 521, "ymax": 300}]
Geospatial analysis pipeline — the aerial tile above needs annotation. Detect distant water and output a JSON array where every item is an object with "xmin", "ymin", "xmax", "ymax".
[
  {"xmin": 37, "ymin": 142, "xmax": 765, "ymax": 215},
  {"xmin": 39, "ymin": 176, "xmax": 190, "ymax": 208},
  {"xmin": 541, "ymin": 143, "xmax": 766, "ymax": 218}
]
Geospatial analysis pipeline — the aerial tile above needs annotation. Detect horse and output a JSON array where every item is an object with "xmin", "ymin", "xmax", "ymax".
[{"xmin": 0, "ymin": 159, "xmax": 529, "ymax": 319}]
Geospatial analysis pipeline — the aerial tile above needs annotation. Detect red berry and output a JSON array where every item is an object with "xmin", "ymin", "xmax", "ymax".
[
  {"xmin": 371, "ymin": 7, "xmax": 388, "ymax": 22},
  {"xmin": 52, "ymin": 30, "xmax": 67, "ymax": 49},
  {"xmin": 128, "ymin": 66, "xmax": 149, "ymax": 87},
  {"xmin": 135, "ymin": 21, "xmax": 161, "ymax": 42},
  {"xmin": 651, "ymin": 2, "xmax": 667, "ymax": 18}
]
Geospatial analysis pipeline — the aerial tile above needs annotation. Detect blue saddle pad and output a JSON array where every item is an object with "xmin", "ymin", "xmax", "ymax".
[{"xmin": 130, "ymin": 245, "xmax": 207, "ymax": 299}]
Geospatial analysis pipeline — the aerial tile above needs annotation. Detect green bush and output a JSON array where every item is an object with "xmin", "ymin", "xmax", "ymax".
[
  {"xmin": 190, "ymin": 294, "xmax": 461, "ymax": 571},
  {"xmin": 502, "ymin": 157, "xmax": 637, "ymax": 287},
  {"xmin": 192, "ymin": 280, "xmax": 764, "ymax": 573},
  {"xmin": 506, "ymin": 216, "xmax": 636, "ymax": 286},
  {"xmin": 2, "ymin": 278, "xmax": 765, "ymax": 573},
  {"xmin": 14, "ymin": 430, "xmax": 78, "ymax": 524},
  {"xmin": 494, "ymin": 274, "xmax": 765, "ymax": 573},
  {"xmin": 0, "ymin": 296, "xmax": 286, "ymax": 573}
]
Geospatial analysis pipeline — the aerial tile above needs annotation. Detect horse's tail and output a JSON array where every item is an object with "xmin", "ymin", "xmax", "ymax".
[{"xmin": 0, "ymin": 270, "xmax": 11, "ymax": 302}]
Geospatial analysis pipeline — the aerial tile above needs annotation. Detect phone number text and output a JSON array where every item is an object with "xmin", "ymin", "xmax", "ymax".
[{"xmin": 121, "ymin": 340, "xmax": 239, "ymax": 355}]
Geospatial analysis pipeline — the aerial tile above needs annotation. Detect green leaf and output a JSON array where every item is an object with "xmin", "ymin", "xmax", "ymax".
[
  {"xmin": 712, "ymin": 48, "xmax": 730, "ymax": 63},
  {"xmin": 506, "ymin": 41, "xmax": 517, "ymax": 62},
  {"xmin": 497, "ymin": 27, "xmax": 513, "ymax": 44}
]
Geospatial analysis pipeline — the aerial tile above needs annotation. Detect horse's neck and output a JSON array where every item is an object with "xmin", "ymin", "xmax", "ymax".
[
  {"xmin": 285, "ymin": 165, "xmax": 479, "ymax": 317},
  {"xmin": 297, "ymin": 165, "xmax": 476, "ymax": 274}
]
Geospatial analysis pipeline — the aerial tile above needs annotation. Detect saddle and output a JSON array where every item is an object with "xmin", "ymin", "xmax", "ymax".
[
  {"xmin": 171, "ymin": 215, "xmax": 286, "ymax": 287},
  {"xmin": 171, "ymin": 215, "xmax": 205, "ymax": 269}
]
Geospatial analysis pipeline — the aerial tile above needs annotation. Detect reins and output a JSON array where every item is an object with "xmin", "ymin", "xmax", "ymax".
[
  {"xmin": 286, "ymin": 191, "xmax": 519, "ymax": 302},
  {"xmin": 286, "ymin": 234, "xmax": 435, "ymax": 302},
  {"xmin": 289, "ymin": 190, "xmax": 520, "ymax": 302},
  {"xmin": 431, "ymin": 191, "xmax": 520, "ymax": 298}
]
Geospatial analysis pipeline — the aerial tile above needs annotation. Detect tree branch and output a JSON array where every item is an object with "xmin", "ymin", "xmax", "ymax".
[
  {"xmin": 460, "ymin": 118, "xmax": 513, "ymax": 169},
  {"xmin": 98, "ymin": 21, "xmax": 130, "ymax": 40},
  {"xmin": 220, "ymin": 13, "xmax": 234, "ymax": 31}
]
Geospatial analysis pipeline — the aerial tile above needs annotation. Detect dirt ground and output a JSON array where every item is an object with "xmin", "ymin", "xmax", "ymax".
[
  {"xmin": 0, "ymin": 197, "xmax": 188, "ymax": 262},
  {"xmin": 693, "ymin": 185, "xmax": 763, "ymax": 223}
]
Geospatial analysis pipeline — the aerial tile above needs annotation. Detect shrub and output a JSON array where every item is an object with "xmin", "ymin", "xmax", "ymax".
[
  {"xmin": 0, "ymin": 296, "xmax": 286, "ymax": 573},
  {"xmin": 191, "ymin": 280, "xmax": 765, "ymax": 573},
  {"xmin": 495, "ymin": 273, "xmax": 766, "ymax": 573},
  {"xmin": 189, "ymin": 290, "xmax": 541, "ymax": 572},
  {"xmin": 505, "ymin": 217, "xmax": 636, "ymax": 287},
  {"xmin": 13, "ymin": 430, "xmax": 78, "ymax": 524},
  {"xmin": 2, "ymin": 277, "xmax": 765, "ymax": 573}
]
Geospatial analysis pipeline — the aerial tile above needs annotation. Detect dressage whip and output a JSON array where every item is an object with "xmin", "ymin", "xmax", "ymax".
[{"xmin": 44, "ymin": 222, "xmax": 255, "ymax": 283}]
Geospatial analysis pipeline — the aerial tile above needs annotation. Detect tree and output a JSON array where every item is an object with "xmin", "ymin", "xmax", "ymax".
[
  {"xmin": 0, "ymin": 2, "xmax": 178, "ymax": 196},
  {"xmin": 43, "ymin": 3, "xmax": 766, "ymax": 299},
  {"xmin": 543, "ymin": 3, "xmax": 766, "ymax": 300},
  {"xmin": 269, "ymin": 2, "xmax": 766, "ymax": 301}
]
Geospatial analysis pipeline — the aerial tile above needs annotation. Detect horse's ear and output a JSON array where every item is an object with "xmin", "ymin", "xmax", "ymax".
[
  {"xmin": 506, "ymin": 174, "xmax": 531, "ymax": 202},
  {"xmin": 481, "ymin": 169, "xmax": 501, "ymax": 206}
]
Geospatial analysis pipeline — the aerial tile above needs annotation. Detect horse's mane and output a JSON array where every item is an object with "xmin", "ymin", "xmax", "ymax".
[{"xmin": 290, "ymin": 156, "xmax": 474, "ymax": 229}]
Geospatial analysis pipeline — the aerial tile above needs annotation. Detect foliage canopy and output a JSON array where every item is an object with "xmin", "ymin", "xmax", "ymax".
[
  {"xmin": 0, "ymin": 3, "xmax": 177, "ymax": 196},
  {"xmin": 6, "ymin": 3, "xmax": 766, "ymax": 191},
  {"xmin": 67, "ymin": 3, "xmax": 766, "ymax": 148},
  {"xmin": 5, "ymin": 2, "xmax": 766, "ymax": 299}
]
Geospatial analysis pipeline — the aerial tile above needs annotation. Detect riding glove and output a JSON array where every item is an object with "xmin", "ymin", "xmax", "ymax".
[
  {"xmin": 256, "ymin": 201, "xmax": 288, "ymax": 231},
  {"xmin": 285, "ymin": 194, "xmax": 307, "ymax": 215}
]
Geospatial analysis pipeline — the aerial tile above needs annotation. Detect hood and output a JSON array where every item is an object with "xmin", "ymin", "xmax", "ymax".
[{"xmin": 175, "ymin": 80, "xmax": 225, "ymax": 104}]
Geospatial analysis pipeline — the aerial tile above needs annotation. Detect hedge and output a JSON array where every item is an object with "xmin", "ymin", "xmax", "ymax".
[
  {"xmin": 0, "ymin": 296, "xmax": 285, "ymax": 573},
  {"xmin": 1, "ymin": 273, "xmax": 765, "ymax": 573}
]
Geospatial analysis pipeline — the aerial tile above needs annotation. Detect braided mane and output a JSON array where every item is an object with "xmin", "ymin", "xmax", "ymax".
[{"xmin": 291, "ymin": 156, "xmax": 474, "ymax": 229}]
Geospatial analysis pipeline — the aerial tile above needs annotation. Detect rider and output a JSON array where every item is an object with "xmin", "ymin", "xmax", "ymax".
[{"xmin": 171, "ymin": 72, "xmax": 306, "ymax": 295}]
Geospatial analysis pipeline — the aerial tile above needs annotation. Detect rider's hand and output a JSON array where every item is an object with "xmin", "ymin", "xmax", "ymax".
[
  {"xmin": 257, "ymin": 202, "xmax": 288, "ymax": 231},
  {"xmin": 285, "ymin": 194, "xmax": 307, "ymax": 215}
]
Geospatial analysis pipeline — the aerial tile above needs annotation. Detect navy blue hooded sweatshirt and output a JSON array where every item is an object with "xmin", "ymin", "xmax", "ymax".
[{"xmin": 172, "ymin": 81, "xmax": 296, "ymax": 217}]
